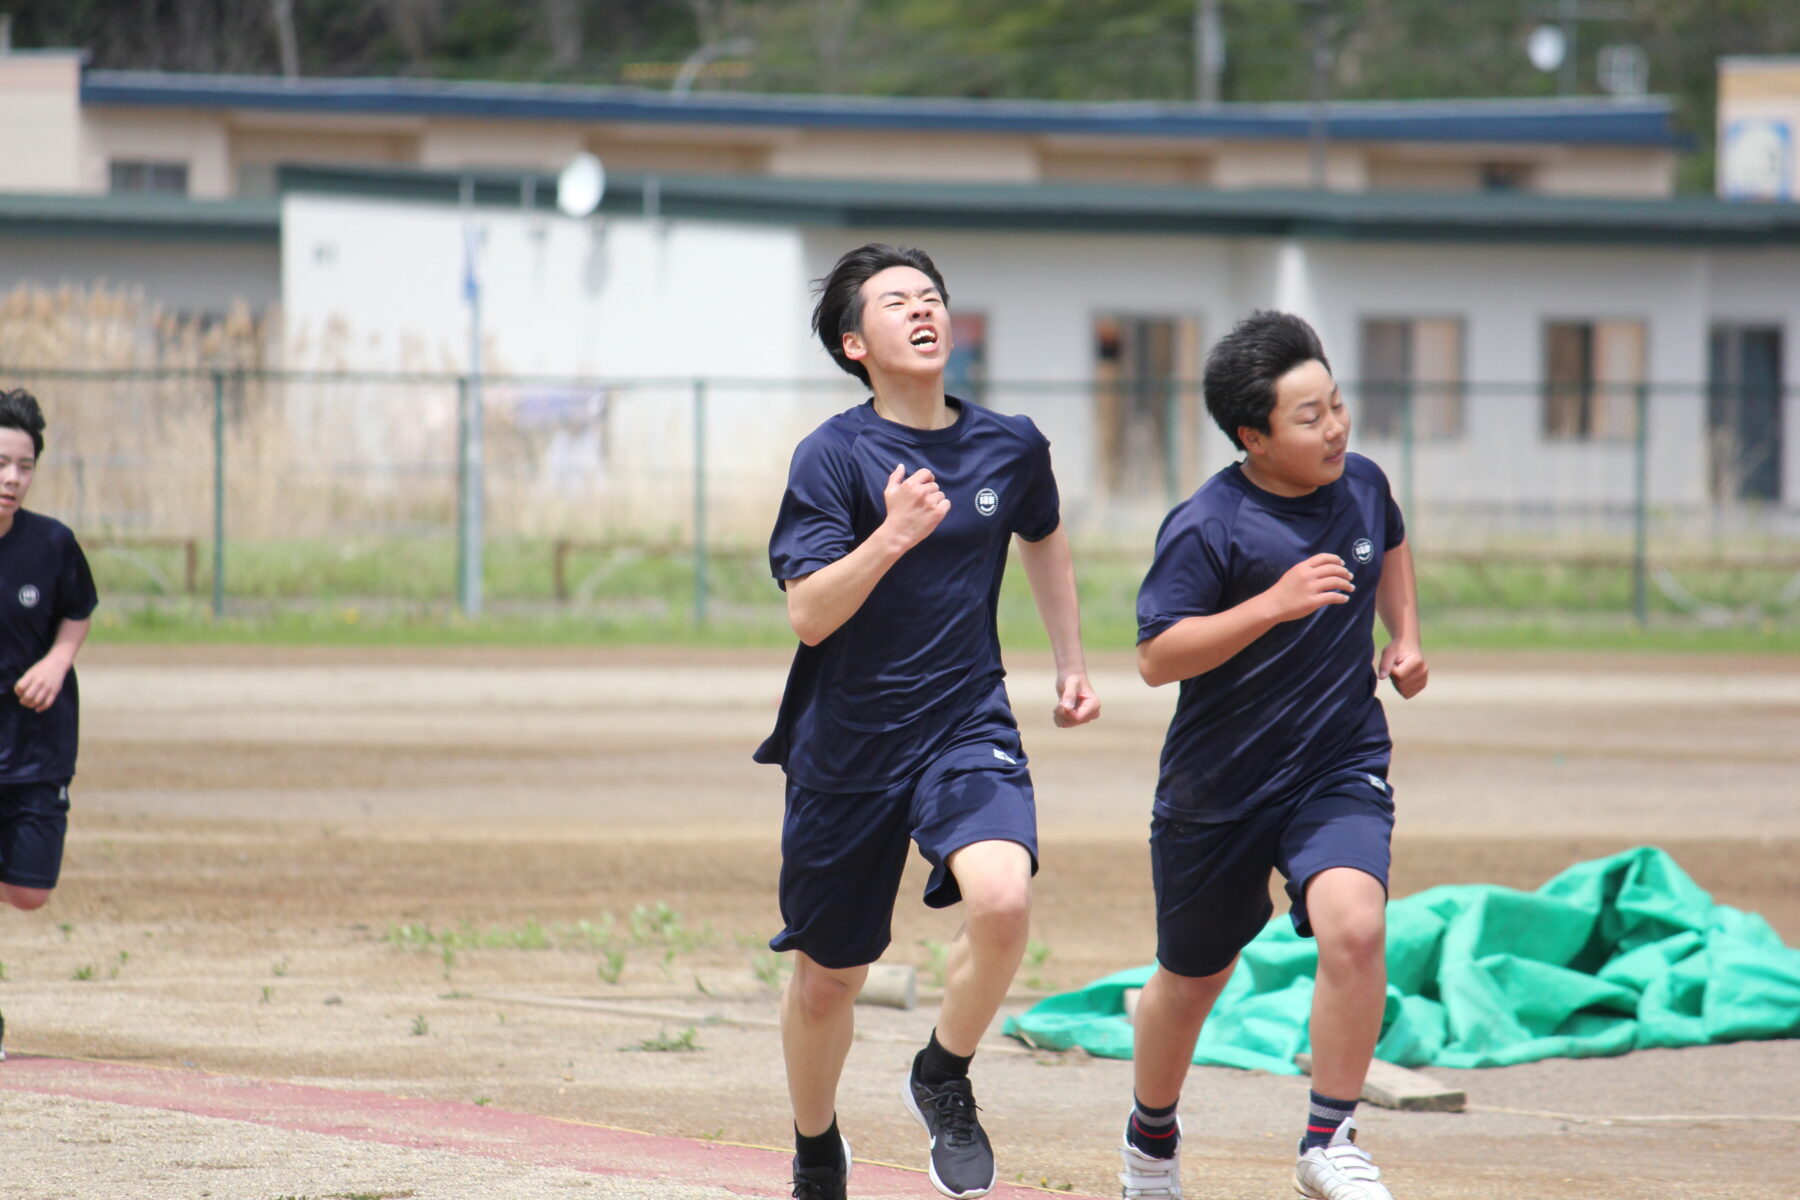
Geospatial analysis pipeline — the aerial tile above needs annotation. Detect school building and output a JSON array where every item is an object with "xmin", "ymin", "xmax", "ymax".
[{"xmin": 2, "ymin": 54, "xmax": 1798, "ymax": 538}]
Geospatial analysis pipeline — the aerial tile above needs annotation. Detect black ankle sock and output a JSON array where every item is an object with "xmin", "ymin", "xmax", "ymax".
[
  {"xmin": 1126, "ymin": 1093, "xmax": 1180, "ymax": 1159},
  {"xmin": 915, "ymin": 1029, "xmax": 973, "ymax": 1087},
  {"xmin": 1301, "ymin": 1090, "xmax": 1357, "ymax": 1152},
  {"xmin": 795, "ymin": 1118, "xmax": 842, "ymax": 1171}
]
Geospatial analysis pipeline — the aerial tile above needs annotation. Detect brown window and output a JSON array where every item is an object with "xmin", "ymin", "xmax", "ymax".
[
  {"xmin": 1093, "ymin": 315, "xmax": 1201, "ymax": 499},
  {"xmin": 1357, "ymin": 317, "xmax": 1464, "ymax": 440},
  {"xmin": 109, "ymin": 159, "xmax": 190, "ymax": 196},
  {"xmin": 1543, "ymin": 319, "xmax": 1644, "ymax": 440}
]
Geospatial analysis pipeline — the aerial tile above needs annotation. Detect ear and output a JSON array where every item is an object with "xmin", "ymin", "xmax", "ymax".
[
  {"xmin": 841, "ymin": 330, "xmax": 867, "ymax": 363},
  {"xmin": 1238, "ymin": 426, "xmax": 1263, "ymax": 455}
]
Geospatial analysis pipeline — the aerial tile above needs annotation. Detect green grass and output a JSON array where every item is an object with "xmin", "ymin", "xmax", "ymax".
[{"xmin": 81, "ymin": 538, "xmax": 1800, "ymax": 654}]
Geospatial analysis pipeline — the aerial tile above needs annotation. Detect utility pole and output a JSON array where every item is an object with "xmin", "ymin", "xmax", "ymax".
[
  {"xmin": 1195, "ymin": 0, "xmax": 1223, "ymax": 105},
  {"xmin": 1302, "ymin": 0, "xmax": 1330, "ymax": 189}
]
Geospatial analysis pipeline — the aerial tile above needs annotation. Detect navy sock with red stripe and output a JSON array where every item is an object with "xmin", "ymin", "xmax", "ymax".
[
  {"xmin": 1302, "ymin": 1090, "xmax": 1357, "ymax": 1152},
  {"xmin": 1125, "ymin": 1094, "xmax": 1180, "ymax": 1160}
]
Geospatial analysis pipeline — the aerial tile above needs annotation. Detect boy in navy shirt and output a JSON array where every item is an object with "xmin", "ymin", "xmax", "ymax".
[
  {"xmin": 1118, "ymin": 313, "xmax": 1426, "ymax": 1200},
  {"xmin": 757, "ymin": 244, "xmax": 1100, "ymax": 1200},
  {"xmin": 0, "ymin": 389, "xmax": 99, "ymax": 1061}
]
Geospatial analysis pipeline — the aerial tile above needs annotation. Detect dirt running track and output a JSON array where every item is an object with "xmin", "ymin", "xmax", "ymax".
[{"xmin": 1, "ymin": 644, "xmax": 1797, "ymax": 1199}]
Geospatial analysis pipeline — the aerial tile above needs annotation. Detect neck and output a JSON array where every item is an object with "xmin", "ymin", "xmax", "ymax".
[
  {"xmin": 1239, "ymin": 457, "xmax": 1314, "ymax": 498},
  {"xmin": 870, "ymin": 373, "xmax": 953, "ymax": 430},
  {"xmin": 0, "ymin": 511, "xmax": 15, "ymax": 538}
]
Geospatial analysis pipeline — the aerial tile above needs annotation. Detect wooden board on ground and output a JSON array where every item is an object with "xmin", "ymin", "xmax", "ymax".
[{"xmin": 1295, "ymin": 1052, "xmax": 1466, "ymax": 1112}]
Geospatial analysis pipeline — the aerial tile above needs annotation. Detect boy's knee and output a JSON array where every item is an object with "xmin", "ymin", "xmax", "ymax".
[
  {"xmin": 3, "ymin": 885, "xmax": 52, "ymax": 911},
  {"xmin": 963, "ymin": 877, "xmax": 1031, "ymax": 939},
  {"xmin": 1317, "ymin": 911, "xmax": 1386, "ymax": 971},
  {"xmin": 789, "ymin": 959, "xmax": 864, "ymax": 1019}
]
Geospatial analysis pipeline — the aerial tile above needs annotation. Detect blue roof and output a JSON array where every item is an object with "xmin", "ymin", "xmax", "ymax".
[{"xmin": 81, "ymin": 68, "xmax": 1685, "ymax": 148}]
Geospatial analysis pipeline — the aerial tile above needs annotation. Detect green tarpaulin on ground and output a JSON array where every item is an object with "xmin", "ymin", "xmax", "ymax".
[{"xmin": 1002, "ymin": 846, "xmax": 1800, "ymax": 1074}]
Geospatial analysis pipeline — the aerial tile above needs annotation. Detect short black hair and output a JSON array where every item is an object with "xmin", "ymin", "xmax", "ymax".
[
  {"xmin": 0, "ymin": 389, "xmax": 46, "ymax": 456},
  {"xmin": 811, "ymin": 243, "xmax": 949, "ymax": 384},
  {"xmin": 1203, "ymin": 310, "xmax": 1331, "ymax": 451}
]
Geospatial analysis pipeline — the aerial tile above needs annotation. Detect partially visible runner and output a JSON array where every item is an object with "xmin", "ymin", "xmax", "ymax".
[{"xmin": 0, "ymin": 387, "xmax": 100, "ymax": 1063}]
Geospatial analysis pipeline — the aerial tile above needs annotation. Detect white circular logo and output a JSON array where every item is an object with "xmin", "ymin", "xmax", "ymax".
[
  {"xmin": 975, "ymin": 487, "xmax": 999, "ymax": 517},
  {"xmin": 18, "ymin": 585, "xmax": 39, "ymax": 608},
  {"xmin": 1352, "ymin": 538, "xmax": 1374, "ymax": 564}
]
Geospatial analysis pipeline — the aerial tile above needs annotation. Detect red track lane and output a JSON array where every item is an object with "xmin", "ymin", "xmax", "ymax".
[{"xmin": 0, "ymin": 1055, "xmax": 1092, "ymax": 1198}]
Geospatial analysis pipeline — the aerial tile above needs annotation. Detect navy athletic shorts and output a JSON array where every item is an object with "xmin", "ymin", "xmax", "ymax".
[
  {"xmin": 770, "ymin": 729, "xmax": 1038, "ymax": 970},
  {"xmin": 1151, "ymin": 766, "xmax": 1394, "ymax": 979},
  {"xmin": 0, "ymin": 780, "xmax": 72, "ymax": 890}
]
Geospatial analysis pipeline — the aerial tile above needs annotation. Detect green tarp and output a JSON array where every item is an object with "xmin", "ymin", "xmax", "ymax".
[{"xmin": 1003, "ymin": 847, "xmax": 1800, "ymax": 1074}]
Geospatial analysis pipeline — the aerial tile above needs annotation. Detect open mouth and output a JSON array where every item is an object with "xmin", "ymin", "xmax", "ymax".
[{"xmin": 909, "ymin": 327, "xmax": 939, "ymax": 349}]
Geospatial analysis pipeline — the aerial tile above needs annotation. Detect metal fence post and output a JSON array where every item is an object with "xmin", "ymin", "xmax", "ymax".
[
  {"xmin": 693, "ymin": 379, "xmax": 709, "ymax": 628},
  {"xmin": 456, "ymin": 374, "xmax": 485, "ymax": 618},
  {"xmin": 1632, "ymin": 382, "xmax": 1650, "ymax": 627},
  {"xmin": 210, "ymin": 369, "xmax": 226, "ymax": 619},
  {"xmin": 1399, "ymin": 378, "xmax": 1416, "ymax": 527}
]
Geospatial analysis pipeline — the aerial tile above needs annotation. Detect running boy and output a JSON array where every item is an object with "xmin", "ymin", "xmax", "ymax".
[
  {"xmin": 757, "ymin": 244, "xmax": 1100, "ymax": 1200},
  {"xmin": 1118, "ymin": 312, "xmax": 1426, "ymax": 1200},
  {"xmin": 0, "ymin": 388, "xmax": 99, "ymax": 1061}
]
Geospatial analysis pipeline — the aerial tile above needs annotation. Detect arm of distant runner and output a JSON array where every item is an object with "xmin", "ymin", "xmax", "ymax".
[
  {"xmin": 1375, "ymin": 539, "xmax": 1428, "ymax": 698},
  {"xmin": 14, "ymin": 617, "xmax": 91, "ymax": 713},
  {"xmin": 785, "ymin": 465, "xmax": 948, "ymax": 646},
  {"xmin": 1138, "ymin": 553, "xmax": 1353, "ymax": 687},
  {"xmin": 1016, "ymin": 524, "xmax": 1100, "ymax": 727}
]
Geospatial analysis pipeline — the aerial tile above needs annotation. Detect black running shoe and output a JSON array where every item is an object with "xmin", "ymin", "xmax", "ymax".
[
  {"xmin": 790, "ymin": 1134, "xmax": 850, "ymax": 1200},
  {"xmin": 903, "ymin": 1059, "xmax": 996, "ymax": 1198}
]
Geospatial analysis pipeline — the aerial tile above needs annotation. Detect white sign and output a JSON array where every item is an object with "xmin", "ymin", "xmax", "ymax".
[{"xmin": 1720, "ymin": 119, "xmax": 1793, "ymax": 202}]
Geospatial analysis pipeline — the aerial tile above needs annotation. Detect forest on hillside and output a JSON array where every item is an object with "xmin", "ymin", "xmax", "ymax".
[{"xmin": 6, "ymin": 1, "xmax": 1799, "ymax": 191}]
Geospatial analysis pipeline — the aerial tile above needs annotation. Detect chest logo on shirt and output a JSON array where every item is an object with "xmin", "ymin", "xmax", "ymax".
[
  {"xmin": 17, "ymin": 585, "xmax": 39, "ymax": 608},
  {"xmin": 975, "ymin": 488, "xmax": 1000, "ymax": 517},
  {"xmin": 1352, "ymin": 538, "xmax": 1374, "ymax": 564}
]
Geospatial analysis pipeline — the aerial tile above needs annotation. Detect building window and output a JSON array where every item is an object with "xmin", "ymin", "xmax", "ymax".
[
  {"xmin": 1708, "ymin": 325, "xmax": 1783, "ymax": 502},
  {"xmin": 1358, "ymin": 317, "xmax": 1465, "ymax": 440},
  {"xmin": 110, "ymin": 159, "xmax": 190, "ymax": 196},
  {"xmin": 944, "ymin": 311, "xmax": 988, "ymax": 407},
  {"xmin": 1480, "ymin": 162, "xmax": 1533, "ymax": 192},
  {"xmin": 1093, "ymin": 315, "xmax": 1200, "ymax": 499},
  {"xmin": 1543, "ymin": 319, "xmax": 1645, "ymax": 440}
]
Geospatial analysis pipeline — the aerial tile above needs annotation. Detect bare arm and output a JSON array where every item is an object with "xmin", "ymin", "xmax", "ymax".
[
  {"xmin": 15, "ymin": 617, "xmax": 91, "ymax": 712},
  {"xmin": 785, "ymin": 465, "xmax": 947, "ymax": 646},
  {"xmin": 1138, "ymin": 553, "xmax": 1354, "ymax": 687},
  {"xmin": 1375, "ymin": 538, "xmax": 1428, "ymax": 698},
  {"xmin": 1015, "ymin": 524, "xmax": 1100, "ymax": 727}
]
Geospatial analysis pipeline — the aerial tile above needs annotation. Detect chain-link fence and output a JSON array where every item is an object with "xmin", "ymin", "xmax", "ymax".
[{"xmin": 3, "ymin": 366, "xmax": 1796, "ymax": 631}]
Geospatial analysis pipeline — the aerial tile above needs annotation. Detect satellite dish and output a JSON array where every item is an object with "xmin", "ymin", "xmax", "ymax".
[
  {"xmin": 1527, "ymin": 25, "xmax": 1566, "ymax": 73},
  {"xmin": 557, "ymin": 153, "xmax": 605, "ymax": 218}
]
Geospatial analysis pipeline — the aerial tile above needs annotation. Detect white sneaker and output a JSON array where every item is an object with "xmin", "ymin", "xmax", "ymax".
[
  {"xmin": 1118, "ymin": 1115, "xmax": 1182, "ymax": 1198},
  {"xmin": 1293, "ymin": 1118, "xmax": 1392, "ymax": 1200}
]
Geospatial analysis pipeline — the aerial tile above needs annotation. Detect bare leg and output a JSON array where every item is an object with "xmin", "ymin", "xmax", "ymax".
[
  {"xmin": 782, "ymin": 952, "xmax": 868, "ymax": 1136},
  {"xmin": 934, "ymin": 840, "xmax": 1033, "ymax": 1056},
  {"xmin": 1303, "ymin": 867, "xmax": 1388, "ymax": 1101},
  {"xmin": 1130, "ymin": 960, "xmax": 1237, "ymax": 1108}
]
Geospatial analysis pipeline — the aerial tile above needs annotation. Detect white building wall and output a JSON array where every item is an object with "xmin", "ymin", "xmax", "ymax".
[
  {"xmin": 0, "ymin": 53, "xmax": 85, "ymax": 192},
  {"xmin": 1305, "ymin": 240, "xmax": 1715, "ymax": 531},
  {"xmin": 282, "ymin": 194, "xmax": 1800, "ymax": 539},
  {"xmin": 84, "ymin": 110, "xmax": 233, "ymax": 197},
  {"xmin": 282, "ymin": 193, "xmax": 818, "ymax": 538}
]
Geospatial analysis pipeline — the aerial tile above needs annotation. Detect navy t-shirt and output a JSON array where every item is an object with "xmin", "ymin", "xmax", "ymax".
[
  {"xmin": 1136, "ymin": 453, "xmax": 1404, "ymax": 822},
  {"xmin": 754, "ymin": 398, "xmax": 1060, "ymax": 793},
  {"xmin": 0, "ymin": 510, "xmax": 98, "ymax": 784}
]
